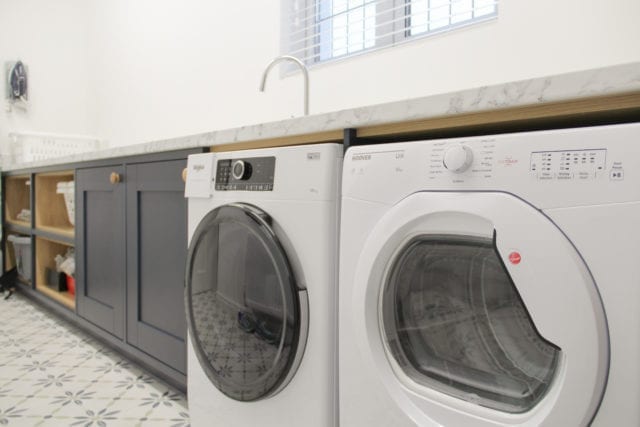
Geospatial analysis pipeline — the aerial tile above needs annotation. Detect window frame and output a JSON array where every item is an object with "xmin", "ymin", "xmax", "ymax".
[{"xmin": 285, "ymin": 0, "xmax": 498, "ymax": 67}]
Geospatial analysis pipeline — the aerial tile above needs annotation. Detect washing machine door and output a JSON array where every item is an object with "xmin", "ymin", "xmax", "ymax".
[
  {"xmin": 352, "ymin": 192, "xmax": 608, "ymax": 426},
  {"xmin": 185, "ymin": 203, "xmax": 307, "ymax": 402}
]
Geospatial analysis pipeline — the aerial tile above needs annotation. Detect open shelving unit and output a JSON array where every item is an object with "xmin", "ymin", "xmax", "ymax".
[
  {"xmin": 2, "ymin": 169, "xmax": 76, "ymax": 310},
  {"xmin": 4, "ymin": 234, "xmax": 33, "ymax": 287},
  {"xmin": 34, "ymin": 236, "xmax": 75, "ymax": 310},
  {"xmin": 30, "ymin": 170, "xmax": 76, "ymax": 310},
  {"xmin": 4, "ymin": 174, "xmax": 31, "ymax": 228},
  {"xmin": 4, "ymin": 175, "xmax": 33, "ymax": 287},
  {"xmin": 35, "ymin": 171, "xmax": 75, "ymax": 239},
  {"xmin": 4, "ymin": 239, "xmax": 15, "ymax": 271}
]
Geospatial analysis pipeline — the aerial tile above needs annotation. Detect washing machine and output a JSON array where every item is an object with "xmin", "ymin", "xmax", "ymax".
[
  {"xmin": 339, "ymin": 122, "xmax": 640, "ymax": 426},
  {"xmin": 184, "ymin": 143, "xmax": 342, "ymax": 427}
]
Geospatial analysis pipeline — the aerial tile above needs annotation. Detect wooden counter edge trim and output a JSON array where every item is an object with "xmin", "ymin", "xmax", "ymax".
[
  {"xmin": 357, "ymin": 91, "xmax": 640, "ymax": 138},
  {"xmin": 210, "ymin": 130, "xmax": 344, "ymax": 152}
]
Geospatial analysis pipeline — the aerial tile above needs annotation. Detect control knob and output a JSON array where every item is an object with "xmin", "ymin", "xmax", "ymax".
[
  {"xmin": 443, "ymin": 145, "xmax": 474, "ymax": 173},
  {"xmin": 232, "ymin": 160, "xmax": 252, "ymax": 180}
]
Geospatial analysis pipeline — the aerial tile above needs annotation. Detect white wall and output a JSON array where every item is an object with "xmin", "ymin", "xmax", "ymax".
[
  {"xmin": 86, "ymin": 0, "xmax": 292, "ymax": 147},
  {"xmin": 2, "ymin": 1, "xmax": 639, "ymax": 150},
  {"xmin": 311, "ymin": 0, "xmax": 640, "ymax": 108},
  {"xmin": 0, "ymin": 0, "xmax": 93, "ymax": 160},
  {"xmin": 88, "ymin": 0, "xmax": 640, "ymax": 147}
]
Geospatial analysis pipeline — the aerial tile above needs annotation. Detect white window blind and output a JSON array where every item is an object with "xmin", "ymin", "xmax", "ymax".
[{"xmin": 286, "ymin": 0, "xmax": 498, "ymax": 65}]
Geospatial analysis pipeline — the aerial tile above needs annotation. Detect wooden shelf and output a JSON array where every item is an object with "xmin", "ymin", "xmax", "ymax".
[
  {"xmin": 210, "ymin": 130, "xmax": 344, "ymax": 152},
  {"xmin": 36, "ymin": 284, "xmax": 75, "ymax": 310},
  {"xmin": 34, "ymin": 237, "xmax": 75, "ymax": 310},
  {"xmin": 5, "ymin": 219, "xmax": 31, "ymax": 231},
  {"xmin": 36, "ymin": 225, "xmax": 75, "ymax": 240},
  {"xmin": 4, "ymin": 175, "xmax": 31, "ymax": 225},
  {"xmin": 35, "ymin": 171, "xmax": 74, "ymax": 231}
]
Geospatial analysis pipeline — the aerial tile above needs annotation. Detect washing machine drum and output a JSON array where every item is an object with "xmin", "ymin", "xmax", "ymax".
[{"xmin": 185, "ymin": 203, "xmax": 305, "ymax": 402}]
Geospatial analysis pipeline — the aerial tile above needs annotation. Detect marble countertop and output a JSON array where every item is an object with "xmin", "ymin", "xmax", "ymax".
[{"xmin": 4, "ymin": 61, "xmax": 639, "ymax": 172}]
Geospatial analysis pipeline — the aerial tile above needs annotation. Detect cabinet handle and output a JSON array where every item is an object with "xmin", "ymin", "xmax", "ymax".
[
  {"xmin": 110, "ymin": 172, "xmax": 121, "ymax": 184},
  {"xmin": 182, "ymin": 168, "xmax": 188, "ymax": 182}
]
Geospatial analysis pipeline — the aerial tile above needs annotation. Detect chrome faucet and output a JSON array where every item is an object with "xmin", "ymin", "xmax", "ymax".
[{"xmin": 259, "ymin": 55, "xmax": 309, "ymax": 116}]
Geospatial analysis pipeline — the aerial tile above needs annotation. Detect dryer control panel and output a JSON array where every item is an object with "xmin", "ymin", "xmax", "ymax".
[
  {"xmin": 530, "ymin": 149, "xmax": 606, "ymax": 180},
  {"xmin": 215, "ymin": 156, "xmax": 275, "ymax": 191},
  {"xmin": 342, "ymin": 122, "xmax": 640, "ymax": 209}
]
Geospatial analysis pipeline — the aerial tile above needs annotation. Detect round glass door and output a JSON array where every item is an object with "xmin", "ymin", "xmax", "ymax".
[
  {"xmin": 185, "ymin": 203, "xmax": 303, "ymax": 401},
  {"xmin": 381, "ymin": 234, "xmax": 559, "ymax": 413},
  {"xmin": 351, "ymin": 192, "xmax": 608, "ymax": 425}
]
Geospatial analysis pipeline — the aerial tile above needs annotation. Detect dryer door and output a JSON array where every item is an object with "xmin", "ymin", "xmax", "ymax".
[
  {"xmin": 185, "ymin": 203, "xmax": 307, "ymax": 402},
  {"xmin": 352, "ymin": 192, "xmax": 608, "ymax": 426}
]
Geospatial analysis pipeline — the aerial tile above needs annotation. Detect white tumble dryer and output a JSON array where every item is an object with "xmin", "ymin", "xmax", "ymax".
[
  {"xmin": 184, "ymin": 144, "xmax": 342, "ymax": 427},
  {"xmin": 339, "ymin": 122, "xmax": 640, "ymax": 426}
]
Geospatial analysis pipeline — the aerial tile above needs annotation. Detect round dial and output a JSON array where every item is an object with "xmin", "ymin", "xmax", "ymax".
[
  {"xmin": 443, "ymin": 145, "xmax": 474, "ymax": 173},
  {"xmin": 232, "ymin": 160, "xmax": 252, "ymax": 180}
]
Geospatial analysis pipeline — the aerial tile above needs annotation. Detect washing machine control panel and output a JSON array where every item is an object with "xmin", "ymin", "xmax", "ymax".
[
  {"xmin": 443, "ymin": 145, "xmax": 474, "ymax": 173},
  {"xmin": 215, "ymin": 156, "xmax": 275, "ymax": 191}
]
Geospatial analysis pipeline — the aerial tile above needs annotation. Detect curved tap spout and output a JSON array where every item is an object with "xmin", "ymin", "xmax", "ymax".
[{"xmin": 259, "ymin": 55, "xmax": 309, "ymax": 116}]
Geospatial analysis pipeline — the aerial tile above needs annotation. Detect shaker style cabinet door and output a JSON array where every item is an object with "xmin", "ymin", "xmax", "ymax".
[
  {"xmin": 126, "ymin": 159, "xmax": 188, "ymax": 374},
  {"xmin": 76, "ymin": 165, "xmax": 126, "ymax": 339}
]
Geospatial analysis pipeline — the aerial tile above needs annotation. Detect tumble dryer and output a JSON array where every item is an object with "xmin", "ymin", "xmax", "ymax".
[
  {"xmin": 339, "ymin": 123, "xmax": 640, "ymax": 426},
  {"xmin": 185, "ymin": 144, "xmax": 342, "ymax": 427}
]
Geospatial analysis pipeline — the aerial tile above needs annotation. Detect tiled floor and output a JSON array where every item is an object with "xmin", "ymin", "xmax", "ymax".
[{"xmin": 0, "ymin": 292, "xmax": 190, "ymax": 426}]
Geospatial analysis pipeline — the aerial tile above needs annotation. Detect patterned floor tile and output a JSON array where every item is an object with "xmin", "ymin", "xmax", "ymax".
[
  {"xmin": 104, "ymin": 396, "xmax": 157, "ymax": 421},
  {"xmin": 0, "ymin": 293, "xmax": 190, "ymax": 426},
  {"xmin": 0, "ymin": 409, "xmax": 30, "ymax": 425}
]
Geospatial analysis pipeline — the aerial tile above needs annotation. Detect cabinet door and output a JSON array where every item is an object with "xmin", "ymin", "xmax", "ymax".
[
  {"xmin": 126, "ymin": 160, "xmax": 187, "ymax": 373},
  {"xmin": 76, "ymin": 166, "xmax": 126, "ymax": 339}
]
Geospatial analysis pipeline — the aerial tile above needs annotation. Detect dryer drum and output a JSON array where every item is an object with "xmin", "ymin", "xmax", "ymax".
[{"xmin": 381, "ymin": 234, "xmax": 560, "ymax": 413}]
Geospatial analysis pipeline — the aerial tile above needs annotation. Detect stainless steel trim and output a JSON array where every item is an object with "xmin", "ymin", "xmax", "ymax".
[
  {"xmin": 259, "ymin": 55, "xmax": 309, "ymax": 116},
  {"xmin": 232, "ymin": 160, "xmax": 245, "ymax": 180}
]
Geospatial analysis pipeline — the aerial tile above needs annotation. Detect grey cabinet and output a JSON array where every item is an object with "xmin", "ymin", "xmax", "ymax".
[
  {"xmin": 76, "ymin": 165, "xmax": 126, "ymax": 339},
  {"xmin": 76, "ymin": 157, "xmax": 189, "ymax": 375},
  {"xmin": 126, "ymin": 160, "xmax": 187, "ymax": 374}
]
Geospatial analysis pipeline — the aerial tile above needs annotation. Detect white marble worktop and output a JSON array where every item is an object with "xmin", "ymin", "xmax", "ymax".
[{"xmin": 3, "ymin": 61, "xmax": 639, "ymax": 172}]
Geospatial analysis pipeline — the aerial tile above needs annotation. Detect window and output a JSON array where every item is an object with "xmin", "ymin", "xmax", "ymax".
[{"xmin": 286, "ymin": 0, "xmax": 498, "ymax": 65}]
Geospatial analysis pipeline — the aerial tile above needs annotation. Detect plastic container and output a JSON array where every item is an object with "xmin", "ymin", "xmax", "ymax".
[
  {"xmin": 45, "ymin": 267, "xmax": 67, "ymax": 291},
  {"xmin": 66, "ymin": 275, "xmax": 75, "ymax": 296},
  {"xmin": 9, "ymin": 134, "xmax": 105, "ymax": 163},
  {"xmin": 8, "ymin": 235, "xmax": 31, "ymax": 282},
  {"xmin": 56, "ymin": 181, "xmax": 75, "ymax": 225}
]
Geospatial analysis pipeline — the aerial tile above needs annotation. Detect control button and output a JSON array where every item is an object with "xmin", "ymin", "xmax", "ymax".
[
  {"xmin": 610, "ymin": 169, "xmax": 624, "ymax": 181},
  {"xmin": 443, "ymin": 145, "xmax": 474, "ymax": 173},
  {"xmin": 232, "ymin": 160, "xmax": 252, "ymax": 180}
]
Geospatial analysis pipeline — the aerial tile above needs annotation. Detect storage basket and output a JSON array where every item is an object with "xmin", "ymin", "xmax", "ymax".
[
  {"xmin": 8, "ymin": 235, "xmax": 31, "ymax": 282},
  {"xmin": 56, "ymin": 181, "xmax": 75, "ymax": 225},
  {"xmin": 9, "ymin": 133, "xmax": 105, "ymax": 163}
]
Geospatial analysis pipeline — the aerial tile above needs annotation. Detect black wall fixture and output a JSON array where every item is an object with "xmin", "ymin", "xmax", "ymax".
[{"xmin": 9, "ymin": 61, "xmax": 28, "ymax": 101}]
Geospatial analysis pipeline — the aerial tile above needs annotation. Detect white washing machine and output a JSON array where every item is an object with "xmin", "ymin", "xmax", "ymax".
[
  {"xmin": 184, "ymin": 144, "xmax": 342, "ymax": 427},
  {"xmin": 339, "ymin": 122, "xmax": 640, "ymax": 426}
]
